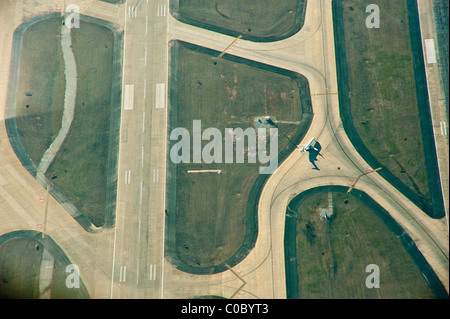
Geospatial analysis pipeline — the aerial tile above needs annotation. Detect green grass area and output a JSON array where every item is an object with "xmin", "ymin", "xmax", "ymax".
[
  {"xmin": 15, "ymin": 18, "xmax": 65, "ymax": 166},
  {"xmin": 295, "ymin": 192, "xmax": 434, "ymax": 298},
  {"xmin": 14, "ymin": 18, "xmax": 116, "ymax": 228},
  {"xmin": 342, "ymin": 0, "xmax": 430, "ymax": 203},
  {"xmin": 172, "ymin": 42, "xmax": 305, "ymax": 268},
  {"xmin": 46, "ymin": 22, "xmax": 115, "ymax": 227},
  {"xmin": 176, "ymin": 0, "xmax": 306, "ymax": 40},
  {"xmin": 0, "ymin": 238, "xmax": 85, "ymax": 299}
]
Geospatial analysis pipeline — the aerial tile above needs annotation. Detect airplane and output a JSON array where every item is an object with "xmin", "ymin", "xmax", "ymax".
[{"xmin": 298, "ymin": 137, "xmax": 318, "ymax": 152}]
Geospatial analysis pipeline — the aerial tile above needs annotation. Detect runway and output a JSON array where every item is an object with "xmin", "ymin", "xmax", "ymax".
[{"xmin": 110, "ymin": 0, "xmax": 169, "ymax": 298}]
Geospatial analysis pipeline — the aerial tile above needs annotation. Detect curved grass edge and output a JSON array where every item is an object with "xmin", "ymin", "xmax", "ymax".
[
  {"xmin": 284, "ymin": 185, "xmax": 448, "ymax": 299},
  {"xmin": 332, "ymin": 0, "xmax": 445, "ymax": 219},
  {"xmin": 164, "ymin": 40, "xmax": 313, "ymax": 274},
  {"xmin": 4, "ymin": 13, "xmax": 123, "ymax": 233},
  {"xmin": 0, "ymin": 230, "xmax": 90, "ymax": 298},
  {"xmin": 169, "ymin": 0, "xmax": 308, "ymax": 43}
]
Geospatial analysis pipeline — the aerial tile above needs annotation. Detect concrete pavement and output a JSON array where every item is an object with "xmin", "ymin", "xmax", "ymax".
[{"xmin": 0, "ymin": 0, "xmax": 447, "ymax": 299}]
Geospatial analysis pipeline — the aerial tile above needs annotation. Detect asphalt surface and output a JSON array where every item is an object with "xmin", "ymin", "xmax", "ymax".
[{"xmin": 0, "ymin": 0, "xmax": 447, "ymax": 299}]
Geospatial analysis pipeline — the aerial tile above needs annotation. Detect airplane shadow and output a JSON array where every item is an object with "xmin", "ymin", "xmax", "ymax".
[{"xmin": 308, "ymin": 141, "xmax": 324, "ymax": 170}]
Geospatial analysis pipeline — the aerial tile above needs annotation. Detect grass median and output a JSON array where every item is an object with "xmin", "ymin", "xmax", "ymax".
[
  {"xmin": 46, "ymin": 22, "xmax": 115, "ymax": 227},
  {"xmin": 340, "ymin": 0, "xmax": 431, "ymax": 207},
  {"xmin": 0, "ymin": 237, "xmax": 87, "ymax": 299},
  {"xmin": 294, "ymin": 191, "xmax": 434, "ymax": 298},
  {"xmin": 14, "ymin": 18, "xmax": 117, "ymax": 228},
  {"xmin": 173, "ymin": 0, "xmax": 307, "ymax": 41},
  {"xmin": 170, "ymin": 41, "xmax": 310, "ymax": 269},
  {"xmin": 15, "ymin": 18, "xmax": 65, "ymax": 166}
]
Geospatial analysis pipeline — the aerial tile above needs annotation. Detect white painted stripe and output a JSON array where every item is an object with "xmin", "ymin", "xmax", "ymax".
[
  {"xmin": 124, "ymin": 84, "xmax": 134, "ymax": 110},
  {"xmin": 157, "ymin": 4, "xmax": 166, "ymax": 17},
  {"xmin": 123, "ymin": 266, "xmax": 127, "ymax": 282},
  {"xmin": 138, "ymin": 220, "xmax": 141, "ymax": 243},
  {"xmin": 149, "ymin": 264, "xmax": 156, "ymax": 280},
  {"xmin": 142, "ymin": 111, "xmax": 146, "ymax": 133},
  {"xmin": 124, "ymin": 170, "xmax": 131, "ymax": 184},
  {"xmin": 155, "ymin": 83, "xmax": 166, "ymax": 108},
  {"xmin": 143, "ymin": 79, "xmax": 146, "ymax": 99},
  {"xmin": 425, "ymin": 39, "xmax": 437, "ymax": 64},
  {"xmin": 119, "ymin": 265, "xmax": 123, "ymax": 282},
  {"xmin": 136, "ymin": 262, "xmax": 139, "ymax": 284},
  {"xmin": 441, "ymin": 121, "xmax": 447, "ymax": 135},
  {"xmin": 144, "ymin": 47, "xmax": 147, "ymax": 66},
  {"xmin": 129, "ymin": 6, "xmax": 137, "ymax": 17},
  {"xmin": 153, "ymin": 169, "xmax": 159, "ymax": 183}
]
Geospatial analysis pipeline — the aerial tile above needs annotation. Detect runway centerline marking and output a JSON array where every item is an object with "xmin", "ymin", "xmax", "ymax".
[
  {"xmin": 143, "ymin": 79, "xmax": 146, "ymax": 100},
  {"xmin": 144, "ymin": 47, "xmax": 147, "ymax": 66},
  {"xmin": 142, "ymin": 111, "xmax": 146, "ymax": 133},
  {"xmin": 136, "ymin": 259, "xmax": 139, "ymax": 284}
]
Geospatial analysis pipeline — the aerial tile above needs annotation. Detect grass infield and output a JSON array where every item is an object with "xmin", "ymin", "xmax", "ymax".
[
  {"xmin": 172, "ymin": 0, "xmax": 307, "ymax": 42},
  {"xmin": 339, "ymin": 0, "xmax": 432, "ymax": 210},
  {"xmin": 0, "ymin": 235, "xmax": 88, "ymax": 299},
  {"xmin": 293, "ymin": 191, "xmax": 434, "ymax": 298},
  {"xmin": 168, "ymin": 41, "xmax": 311, "ymax": 270},
  {"xmin": 14, "ymin": 18, "xmax": 119, "ymax": 228}
]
